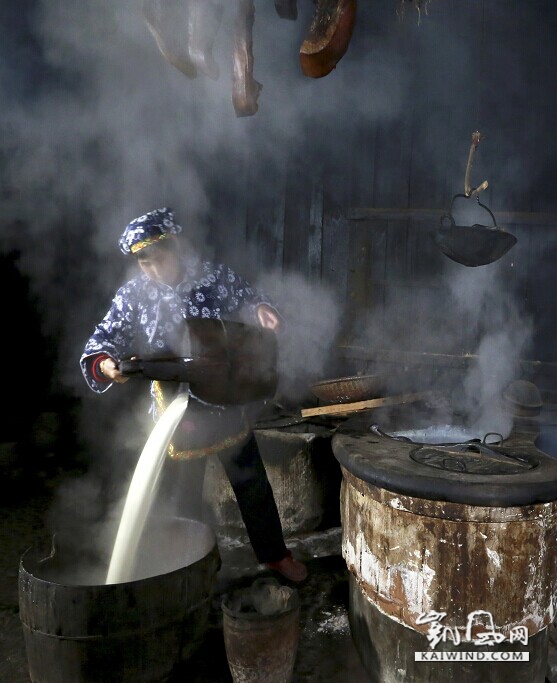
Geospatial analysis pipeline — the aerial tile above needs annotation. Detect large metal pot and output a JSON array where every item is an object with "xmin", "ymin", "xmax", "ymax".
[{"xmin": 119, "ymin": 318, "xmax": 278, "ymax": 405}]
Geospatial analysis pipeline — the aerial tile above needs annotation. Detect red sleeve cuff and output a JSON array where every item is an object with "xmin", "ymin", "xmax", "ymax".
[{"xmin": 91, "ymin": 354, "xmax": 112, "ymax": 382}]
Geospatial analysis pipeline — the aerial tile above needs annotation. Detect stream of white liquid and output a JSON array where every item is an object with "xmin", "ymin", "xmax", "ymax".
[{"xmin": 105, "ymin": 392, "xmax": 190, "ymax": 585}]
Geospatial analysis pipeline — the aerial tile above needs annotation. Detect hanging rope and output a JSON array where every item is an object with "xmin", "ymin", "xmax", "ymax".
[
  {"xmin": 464, "ymin": 131, "xmax": 489, "ymax": 197},
  {"xmin": 475, "ymin": 0, "xmax": 487, "ymax": 132},
  {"xmin": 465, "ymin": 0, "xmax": 488, "ymax": 197}
]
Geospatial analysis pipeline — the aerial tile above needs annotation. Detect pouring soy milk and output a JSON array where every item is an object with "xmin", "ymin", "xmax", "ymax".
[{"xmin": 106, "ymin": 393, "xmax": 189, "ymax": 585}]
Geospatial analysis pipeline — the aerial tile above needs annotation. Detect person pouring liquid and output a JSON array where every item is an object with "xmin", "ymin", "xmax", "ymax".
[{"xmin": 80, "ymin": 207, "xmax": 308, "ymax": 583}]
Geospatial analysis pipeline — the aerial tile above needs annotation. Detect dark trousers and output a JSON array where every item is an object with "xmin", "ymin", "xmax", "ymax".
[
  {"xmin": 219, "ymin": 434, "xmax": 288, "ymax": 563},
  {"xmin": 157, "ymin": 433, "xmax": 287, "ymax": 564}
]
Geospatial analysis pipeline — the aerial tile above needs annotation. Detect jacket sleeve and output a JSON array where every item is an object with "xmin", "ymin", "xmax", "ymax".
[
  {"xmin": 218, "ymin": 264, "xmax": 279, "ymax": 324},
  {"xmin": 80, "ymin": 284, "xmax": 138, "ymax": 393}
]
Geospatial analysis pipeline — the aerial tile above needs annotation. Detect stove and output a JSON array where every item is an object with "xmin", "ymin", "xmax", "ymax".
[{"xmin": 331, "ymin": 410, "xmax": 557, "ymax": 683}]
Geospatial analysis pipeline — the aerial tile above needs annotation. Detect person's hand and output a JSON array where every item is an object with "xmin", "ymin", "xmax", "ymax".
[
  {"xmin": 99, "ymin": 357, "xmax": 129, "ymax": 384},
  {"xmin": 256, "ymin": 304, "xmax": 281, "ymax": 332}
]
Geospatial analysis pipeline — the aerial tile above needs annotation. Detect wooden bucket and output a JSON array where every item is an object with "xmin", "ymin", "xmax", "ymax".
[
  {"xmin": 19, "ymin": 517, "xmax": 221, "ymax": 683},
  {"xmin": 221, "ymin": 584, "xmax": 300, "ymax": 683}
]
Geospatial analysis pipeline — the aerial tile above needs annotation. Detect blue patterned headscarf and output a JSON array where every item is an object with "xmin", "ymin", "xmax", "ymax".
[{"xmin": 118, "ymin": 207, "xmax": 183, "ymax": 255}]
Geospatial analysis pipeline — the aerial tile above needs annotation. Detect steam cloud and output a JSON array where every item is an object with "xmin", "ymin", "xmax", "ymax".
[
  {"xmin": 1, "ymin": 0, "xmax": 551, "ymax": 391},
  {"xmin": 0, "ymin": 0, "xmax": 408, "ymax": 389},
  {"xmin": 361, "ymin": 258, "xmax": 533, "ymax": 438},
  {"xmin": 258, "ymin": 270, "xmax": 342, "ymax": 402}
]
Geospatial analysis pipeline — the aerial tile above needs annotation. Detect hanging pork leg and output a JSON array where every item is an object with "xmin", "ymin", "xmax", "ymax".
[
  {"xmin": 142, "ymin": 0, "xmax": 198, "ymax": 78},
  {"xmin": 274, "ymin": 0, "xmax": 298, "ymax": 20},
  {"xmin": 187, "ymin": 0, "xmax": 224, "ymax": 81},
  {"xmin": 300, "ymin": 0, "xmax": 357, "ymax": 79},
  {"xmin": 143, "ymin": 0, "xmax": 224, "ymax": 81},
  {"xmin": 232, "ymin": 0, "xmax": 263, "ymax": 117}
]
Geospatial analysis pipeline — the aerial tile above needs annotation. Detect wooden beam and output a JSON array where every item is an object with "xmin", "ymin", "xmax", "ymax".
[
  {"xmin": 342, "ymin": 207, "xmax": 557, "ymax": 227},
  {"xmin": 338, "ymin": 345, "xmax": 557, "ymax": 370}
]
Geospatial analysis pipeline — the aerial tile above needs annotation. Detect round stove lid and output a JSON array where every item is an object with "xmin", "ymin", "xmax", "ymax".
[
  {"xmin": 409, "ymin": 443, "xmax": 536, "ymax": 476},
  {"xmin": 332, "ymin": 417, "xmax": 557, "ymax": 506}
]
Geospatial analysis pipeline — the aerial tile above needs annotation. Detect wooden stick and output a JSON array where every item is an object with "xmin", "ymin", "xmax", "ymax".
[{"xmin": 300, "ymin": 392, "xmax": 436, "ymax": 418}]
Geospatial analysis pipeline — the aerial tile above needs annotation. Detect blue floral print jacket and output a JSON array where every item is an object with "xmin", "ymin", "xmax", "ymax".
[{"xmin": 80, "ymin": 256, "xmax": 271, "ymax": 396}]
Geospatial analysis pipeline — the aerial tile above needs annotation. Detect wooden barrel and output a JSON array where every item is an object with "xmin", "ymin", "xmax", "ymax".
[
  {"xmin": 18, "ymin": 517, "xmax": 221, "ymax": 683},
  {"xmin": 332, "ymin": 418, "xmax": 557, "ymax": 683},
  {"xmin": 221, "ymin": 586, "xmax": 300, "ymax": 683}
]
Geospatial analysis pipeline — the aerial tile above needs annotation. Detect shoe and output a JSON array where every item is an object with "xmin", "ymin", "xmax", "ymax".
[{"xmin": 265, "ymin": 550, "xmax": 308, "ymax": 583}]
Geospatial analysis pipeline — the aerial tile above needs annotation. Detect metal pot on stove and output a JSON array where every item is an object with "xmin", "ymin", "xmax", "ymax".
[{"xmin": 370, "ymin": 424, "xmax": 535, "ymax": 476}]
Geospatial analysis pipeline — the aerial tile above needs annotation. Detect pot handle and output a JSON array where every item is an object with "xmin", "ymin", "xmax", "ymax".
[
  {"xmin": 440, "ymin": 194, "xmax": 464, "ymax": 230},
  {"xmin": 483, "ymin": 432, "xmax": 504, "ymax": 446},
  {"xmin": 475, "ymin": 197, "xmax": 497, "ymax": 228},
  {"xmin": 442, "ymin": 193, "xmax": 498, "ymax": 230}
]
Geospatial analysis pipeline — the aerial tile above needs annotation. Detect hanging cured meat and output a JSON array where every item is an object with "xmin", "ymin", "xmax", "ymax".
[
  {"xmin": 232, "ymin": 0, "xmax": 263, "ymax": 117},
  {"xmin": 274, "ymin": 0, "xmax": 298, "ymax": 20},
  {"xmin": 143, "ymin": 0, "xmax": 197, "ymax": 78},
  {"xmin": 142, "ymin": 0, "xmax": 223, "ymax": 80},
  {"xmin": 187, "ymin": 0, "xmax": 224, "ymax": 80},
  {"xmin": 300, "ymin": 0, "xmax": 357, "ymax": 79}
]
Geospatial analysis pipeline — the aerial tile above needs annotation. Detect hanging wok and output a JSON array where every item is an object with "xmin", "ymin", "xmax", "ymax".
[{"xmin": 434, "ymin": 193, "xmax": 517, "ymax": 267}]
